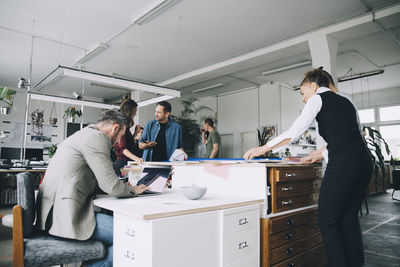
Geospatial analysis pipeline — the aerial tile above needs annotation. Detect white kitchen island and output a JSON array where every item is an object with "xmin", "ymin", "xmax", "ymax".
[{"xmin": 94, "ymin": 189, "xmax": 263, "ymax": 267}]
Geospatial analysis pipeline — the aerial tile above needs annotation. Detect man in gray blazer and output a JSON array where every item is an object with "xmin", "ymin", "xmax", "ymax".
[{"xmin": 37, "ymin": 109, "xmax": 148, "ymax": 267}]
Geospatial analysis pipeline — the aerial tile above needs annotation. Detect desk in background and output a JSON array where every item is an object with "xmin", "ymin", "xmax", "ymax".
[{"xmin": 0, "ymin": 168, "xmax": 46, "ymax": 206}]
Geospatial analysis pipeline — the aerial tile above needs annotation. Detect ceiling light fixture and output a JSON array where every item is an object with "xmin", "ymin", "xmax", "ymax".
[
  {"xmin": 261, "ymin": 61, "xmax": 312, "ymax": 76},
  {"xmin": 33, "ymin": 66, "xmax": 180, "ymax": 104},
  {"xmin": 133, "ymin": 0, "xmax": 179, "ymax": 25},
  {"xmin": 338, "ymin": 69, "xmax": 384, "ymax": 82},
  {"xmin": 30, "ymin": 93, "xmax": 117, "ymax": 110},
  {"xmin": 192, "ymin": 83, "xmax": 226, "ymax": 93},
  {"xmin": 76, "ymin": 43, "xmax": 109, "ymax": 65}
]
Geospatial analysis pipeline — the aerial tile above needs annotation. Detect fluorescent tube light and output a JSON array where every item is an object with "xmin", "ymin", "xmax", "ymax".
[
  {"xmin": 133, "ymin": 0, "xmax": 179, "ymax": 25},
  {"xmin": 76, "ymin": 43, "xmax": 109, "ymax": 64},
  {"xmin": 261, "ymin": 61, "xmax": 311, "ymax": 76},
  {"xmin": 90, "ymin": 82, "xmax": 131, "ymax": 92},
  {"xmin": 338, "ymin": 69, "xmax": 384, "ymax": 82},
  {"xmin": 33, "ymin": 66, "xmax": 180, "ymax": 107},
  {"xmin": 30, "ymin": 93, "xmax": 118, "ymax": 110},
  {"xmin": 138, "ymin": 95, "xmax": 176, "ymax": 107},
  {"xmin": 192, "ymin": 83, "xmax": 226, "ymax": 93}
]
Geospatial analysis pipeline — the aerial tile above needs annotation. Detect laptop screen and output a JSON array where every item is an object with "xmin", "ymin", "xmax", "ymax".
[{"xmin": 137, "ymin": 166, "xmax": 171, "ymax": 193}]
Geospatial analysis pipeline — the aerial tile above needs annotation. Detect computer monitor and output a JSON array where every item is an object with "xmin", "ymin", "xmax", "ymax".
[{"xmin": 0, "ymin": 147, "xmax": 43, "ymax": 161}]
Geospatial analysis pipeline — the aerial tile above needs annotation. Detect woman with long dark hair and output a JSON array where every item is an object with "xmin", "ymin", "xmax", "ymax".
[
  {"xmin": 113, "ymin": 96, "xmax": 144, "ymax": 176},
  {"xmin": 244, "ymin": 68, "xmax": 371, "ymax": 267}
]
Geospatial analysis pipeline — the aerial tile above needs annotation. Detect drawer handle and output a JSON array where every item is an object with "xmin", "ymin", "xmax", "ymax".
[
  {"xmin": 285, "ymin": 173, "xmax": 296, "ymax": 178},
  {"xmin": 238, "ymin": 218, "xmax": 248, "ymax": 225},
  {"xmin": 124, "ymin": 250, "xmax": 135, "ymax": 260},
  {"xmin": 238, "ymin": 241, "xmax": 248, "ymax": 249},
  {"xmin": 285, "ymin": 233, "xmax": 292, "ymax": 240},
  {"xmin": 288, "ymin": 263, "xmax": 295, "ymax": 267},
  {"xmin": 125, "ymin": 228, "xmax": 135, "ymax": 237},
  {"xmin": 286, "ymin": 247, "xmax": 294, "ymax": 255},
  {"xmin": 282, "ymin": 200, "xmax": 293, "ymax": 206},
  {"xmin": 281, "ymin": 187, "xmax": 293, "ymax": 191},
  {"xmin": 287, "ymin": 218, "xmax": 294, "ymax": 225}
]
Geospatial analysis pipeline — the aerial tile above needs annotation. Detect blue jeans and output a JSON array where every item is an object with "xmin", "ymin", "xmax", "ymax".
[{"xmin": 86, "ymin": 213, "xmax": 113, "ymax": 267}]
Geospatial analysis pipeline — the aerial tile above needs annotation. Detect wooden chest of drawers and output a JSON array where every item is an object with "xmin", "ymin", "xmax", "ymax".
[
  {"xmin": 261, "ymin": 207, "xmax": 326, "ymax": 267},
  {"xmin": 269, "ymin": 167, "xmax": 323, "ymax": 213}
]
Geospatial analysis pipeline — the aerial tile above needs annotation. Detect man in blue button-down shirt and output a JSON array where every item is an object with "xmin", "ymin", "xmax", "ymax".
[{"xmin": 139, "ymin": 101, "xmax": 184, "ymax": 161}]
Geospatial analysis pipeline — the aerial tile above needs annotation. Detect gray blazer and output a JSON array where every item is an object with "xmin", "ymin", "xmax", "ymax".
[{"xmin": 37, "ymin": 124, "xmax": 137, "ymax": 240}]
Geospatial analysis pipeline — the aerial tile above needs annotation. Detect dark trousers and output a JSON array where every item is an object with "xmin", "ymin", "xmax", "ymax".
[
  {"xmin": 112, "ymin": 159, "xmax": 127, "ymax": 176},
  {"xmin": 318, "ymin": 153, "xmax": 371, "ymax": 267}
]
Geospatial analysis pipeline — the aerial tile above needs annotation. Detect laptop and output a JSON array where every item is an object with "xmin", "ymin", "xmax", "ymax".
[{"xmin": 136, "ymin": 165, "xmax": 172, "ymax": 195}]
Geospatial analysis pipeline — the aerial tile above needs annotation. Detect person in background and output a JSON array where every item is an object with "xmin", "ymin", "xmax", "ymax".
[
  {"xmin": 244, "ymin": 68, "xmax": 371, "ymax": 267},
  {"xmin": 201, "ymin": 118, "xmax": 221, "ymax": 158},
  {"xmin": 139, "ymin": 101, "xmax": 185, "ymax": 161},
  {"xmin": 37, "ymin": 109, "xmax": 149, "ymax": 267},
  {"xmin": 133, "ymin": 125, "xmax": 144, "ymax": 158},
  {"xmin": 301, "ymin": 67, "xmax": 361, "ymax": 166},
  {"xmin": 113, "ymin": 97, "xmax": 143, "ymax": 176}
]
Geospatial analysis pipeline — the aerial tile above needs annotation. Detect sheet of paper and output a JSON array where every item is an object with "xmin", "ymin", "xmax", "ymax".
[{"xmin": 147, "ymin": 177, "xmax": 167, "ymax": 193}]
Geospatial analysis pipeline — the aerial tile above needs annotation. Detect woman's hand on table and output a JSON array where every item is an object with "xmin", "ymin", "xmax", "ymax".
[
  {"xmin": 134, "ymin": 157, "xmax": 144, "ymax": 164},
  {"xmin": 243, "ymin": 146, "xmax": 268, "ymax": 160},
  {"xmin": 300, "ymin": 149, "xmax": 323, "ymax": 164}
]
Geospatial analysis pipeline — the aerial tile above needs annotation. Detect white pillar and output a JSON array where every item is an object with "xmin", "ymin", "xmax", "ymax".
[{"xmin": 308, "ymin": 34, "xmax": 339, "ymax": 84}]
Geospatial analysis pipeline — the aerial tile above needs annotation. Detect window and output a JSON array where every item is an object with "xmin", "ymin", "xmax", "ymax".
[
  {"xmin": 358, "ymin": 109, "xmax": 375, "ymax": 124},
  {"xmin": 379, "ymin": 125, "xmax": 400, "ymax": 160},
  {"xmin": 379, "ymin": 105, "xmax": 400, "ymax": 122}
]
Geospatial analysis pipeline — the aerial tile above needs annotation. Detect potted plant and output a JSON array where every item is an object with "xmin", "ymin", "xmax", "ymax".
[
  {"xmin": 257, "ymin": 126, "xmax": 280, "ymax": 158},
  {"xmin": 170, "ymin": 97, "xmax": 214, "ymax": 154},
  {"xmin": 48, "ymin": 144, "xmax": 58, "ymax": 158},
  {"xmin": 0, "ymin": 85, "xmax": 16, "ymax": 114},
  {"xmin": 63, "ymin": 106, "xmax": 82, "ymax": 122},
  {"xmin": 363, "ymin": 126, "xmax": 395, "ymax": 193}
]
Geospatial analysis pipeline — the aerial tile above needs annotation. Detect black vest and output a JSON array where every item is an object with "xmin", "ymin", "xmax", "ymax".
[{"xmin": 316, "ymin": 91, "xmax": 364, "ymax": 157}]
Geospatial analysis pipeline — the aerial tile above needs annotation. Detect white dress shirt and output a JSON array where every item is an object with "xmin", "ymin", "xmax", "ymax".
[{"xmin": 267, "ymin": 87, "xmax": 330, "ymax": 152}]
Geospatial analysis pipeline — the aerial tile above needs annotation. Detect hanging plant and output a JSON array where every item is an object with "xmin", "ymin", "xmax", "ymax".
[
  {"xmin": 63, "ymin": 106, "xmax": 82, "ymax": 119},
  {"xmin": 31, "ymin": 109, "xmax": 44, "ymax": 136},
  {"xmin": 0, "ymin": 85, "xmax": 16, "ymax": 107}
]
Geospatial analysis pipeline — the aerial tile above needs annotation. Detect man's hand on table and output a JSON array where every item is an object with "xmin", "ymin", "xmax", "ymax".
[{"xmin": 126, "ymin": 183, "xmax": 151, "ymax": 195}]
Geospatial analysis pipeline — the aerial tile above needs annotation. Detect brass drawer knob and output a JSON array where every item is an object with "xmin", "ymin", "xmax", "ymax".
[
  {"xmin": 285, "ymin": 233, "xmax": 292, "ymax": 240},
  {"xmin": 285, "ymin": 173, "xmax": 297, "ymax": 178},
  {"xmin": 282, "ymin": 200, "xmax": 294, "ymax": 206},
  {"xmin": 281, "ymin": 187, "xmax": 294, "ymax": 191},
  {"xmin": 286, "ymin": 247, "xmax": 294, "ymax": 255}
]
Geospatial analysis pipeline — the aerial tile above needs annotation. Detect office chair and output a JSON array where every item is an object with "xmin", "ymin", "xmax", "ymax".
[{"xmin": 12, "ymin": 172, "xmax": 106, "ymax": 267}]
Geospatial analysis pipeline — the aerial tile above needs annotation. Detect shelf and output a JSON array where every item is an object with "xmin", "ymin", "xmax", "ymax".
[{"xmin": 292, "ymin": 143, "xmax": 317, "ymax": 147}]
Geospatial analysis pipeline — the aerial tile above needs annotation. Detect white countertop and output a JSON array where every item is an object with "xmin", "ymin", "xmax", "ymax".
[{"xmin": 94, "ymin": 189, "xmax": 263, "ymax": 220}]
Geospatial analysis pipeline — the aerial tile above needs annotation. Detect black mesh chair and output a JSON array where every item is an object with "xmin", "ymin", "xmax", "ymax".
[
  {"xmin": 13, "ymin": 172, "xmax": 106, "ymax": 267},
  {"xmin": 392, "ymin": 169, "xmax": 400, "ymax": 201}
]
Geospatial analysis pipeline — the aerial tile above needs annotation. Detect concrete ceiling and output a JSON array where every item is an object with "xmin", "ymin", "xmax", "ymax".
[{"xmin": 0, "ymin": 0, "xmax": 399, "ymax": 102}]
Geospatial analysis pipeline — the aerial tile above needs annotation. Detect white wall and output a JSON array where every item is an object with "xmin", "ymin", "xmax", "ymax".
[{"xmin": 351, "ymin": 86, "xmax": 400, "ymax": 109}]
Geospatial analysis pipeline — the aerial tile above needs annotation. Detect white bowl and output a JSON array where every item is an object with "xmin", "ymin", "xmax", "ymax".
[{"xmin": 180, "ymin": 186, "xmax": 207, "ymax": 200}]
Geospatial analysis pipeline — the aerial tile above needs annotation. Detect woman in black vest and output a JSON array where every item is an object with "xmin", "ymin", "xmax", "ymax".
[{"xmin": 244, "ymin": 68, "xmax": 371, "ymax": 267}]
